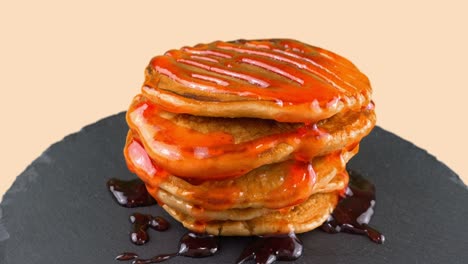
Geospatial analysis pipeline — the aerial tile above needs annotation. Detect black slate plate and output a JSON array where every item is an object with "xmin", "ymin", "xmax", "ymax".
[{"xmin": 1, "ymin": 112, "xmax": 467, "ymax": 264}]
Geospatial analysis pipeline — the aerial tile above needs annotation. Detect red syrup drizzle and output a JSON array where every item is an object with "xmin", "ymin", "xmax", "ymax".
[
  {"xmin": 321, "ymin": 170, "xmax": 385, "ymax": 244},
  {"xmin": 116, "ymin": 232, "xmax": 219, "ymax": 264},
  {"xmin": 107, "ymin": 178, "xmax": 157, "ymax": 207}
]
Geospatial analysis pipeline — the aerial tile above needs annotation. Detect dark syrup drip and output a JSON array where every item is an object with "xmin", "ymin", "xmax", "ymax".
[
  {"xmin": 321, "ymin": 170, "xmax": 385, "ymax": 244},
  {"xmin": 116, "ymin": 232, "xmax": 219, "ymax": 264},
  {"xmin": 107, "ymin": 178, "xmax": 156, "ymax": 207},
  {"xmin": 130, "ymin": 213, "xmax": 170, "ymax": 245},
  {"xmin": 236, "ymin": 233, "xmax": 303, "ymax": 264},
  {"xmin": 116, "ymin": 252, "xmax": 139, "ymax": 261}
]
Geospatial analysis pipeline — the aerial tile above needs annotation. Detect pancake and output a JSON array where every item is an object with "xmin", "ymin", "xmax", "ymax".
[
  {"xmin": 153, "ymin": 171, "xmax": 347, "ymax": 222},
  {"xmin": 162, "ymin": 191, "xmax": 340, "ymax": 236},
  {"xmin": 123, "ymin": 38, "xmax": 377, "ymax": 237},
  {"xmin": 142, "ymin": 39, "xmax": 372, "ymax": 122},
  {"xmin": 125, "ymin": 132, "xmax": 353, "ymax": 215},
  {"xmin": 127, "ymin": 94, "xmax": 375, "ymax": 180}
]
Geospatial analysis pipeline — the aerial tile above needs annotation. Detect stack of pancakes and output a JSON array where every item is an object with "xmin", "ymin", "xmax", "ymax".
[{"xmin": 124, "ymin": 39, "xmax": 375, "ymax": 236}]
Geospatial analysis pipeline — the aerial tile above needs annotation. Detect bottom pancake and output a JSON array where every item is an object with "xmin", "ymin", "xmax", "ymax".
[
  {"xmin": 152, "ymin": 170, "xmax": 348, "ymax": 222},
  {"xmin": 162, "ymin": 191, "xmax": 340, "ymax": 236}
]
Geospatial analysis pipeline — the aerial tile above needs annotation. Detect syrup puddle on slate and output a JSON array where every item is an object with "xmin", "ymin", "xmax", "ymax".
[
  {"xmin": 129, "ymin": 213, "xmax": 170, "ymax": 245},
  {"xmin": 116, "ymin": 232, "xmax": 219, "ymax": 264},
  {"xmin": 107, "ymin": 178, "xmax": 156, "ymax": 207},
  {"xmin": 236, "ymin": 233, "xmax": 303, "ymax": 264},
  {"xmin": 321, "ymin": 170, "xmax": 385, "ymax": 244}
]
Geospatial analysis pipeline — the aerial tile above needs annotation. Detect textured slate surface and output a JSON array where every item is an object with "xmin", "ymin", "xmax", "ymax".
[{"xmin": 1, "ymin": 112, "xmax": 467, "ymax": 263}]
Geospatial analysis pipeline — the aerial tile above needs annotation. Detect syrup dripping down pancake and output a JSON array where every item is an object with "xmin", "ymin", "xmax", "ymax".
[
  {"xmin": 127, "ymin": 95, "xmax": 375, "ymax": 180},
  {"xmin": 142, "ymin": 39, "xmax": 372, "ymax": 122},
  {"xmin": 124, "ymin": 132, "xmax": 353, "ymax": 217}
]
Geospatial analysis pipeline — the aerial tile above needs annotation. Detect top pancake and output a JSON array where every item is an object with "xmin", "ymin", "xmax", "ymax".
[{"xmin": 143, "ymin": 39, "xmax": 372, "ymax": 122}]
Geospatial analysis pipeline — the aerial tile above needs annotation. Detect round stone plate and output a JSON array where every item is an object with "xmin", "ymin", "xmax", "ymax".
[{"xmin": 1, "ymin": 113, "xmax": 467, "ymax": 263}]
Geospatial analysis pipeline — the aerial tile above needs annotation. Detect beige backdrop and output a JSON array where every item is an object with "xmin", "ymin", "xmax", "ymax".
[{"xmin": 1, "ymin": 0, "xmax": 467, "ymax": 196}]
